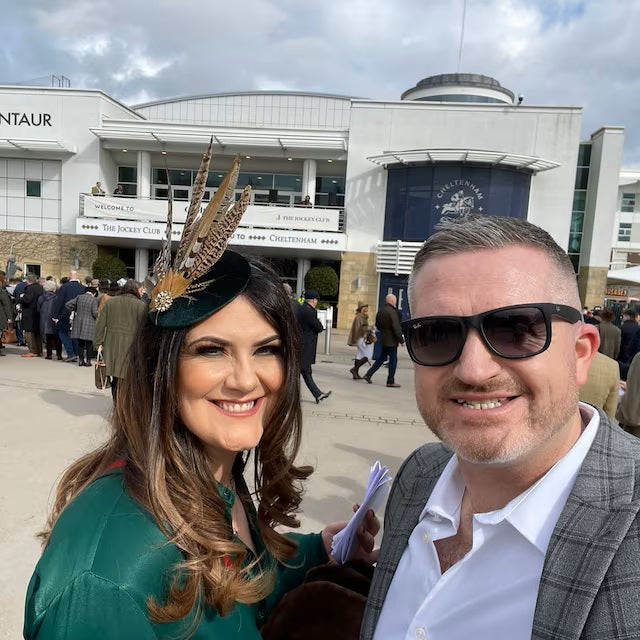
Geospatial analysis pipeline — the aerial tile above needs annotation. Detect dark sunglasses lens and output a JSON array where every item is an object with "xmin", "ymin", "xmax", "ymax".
[
  {"xmin": 409, "ymin": 318, "xmax": 464, "ymax": 365},
  {"xmin": 482, "ymin": 307, "xmax": 547, "ymax": 357}
]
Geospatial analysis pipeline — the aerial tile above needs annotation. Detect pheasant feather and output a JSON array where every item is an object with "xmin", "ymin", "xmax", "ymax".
[{"xmin": 149, "ymin": 147, "xmax": 251, "ymax": 315}]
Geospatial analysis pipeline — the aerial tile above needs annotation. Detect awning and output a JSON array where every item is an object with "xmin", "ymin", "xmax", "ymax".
[
  {"xmin": 367, "ymin": 148, "xmax": 559, "ymax": 173},
  {"xmin": 607, "ymin": 266, "xmax": 640, "ymax": 285},
  {"xmin": 91, "ymin": 119, "xmax": 348, "ymax": 151},
  {"xmin": 0, "ymin": 138, "xmax": 75, "ymax": 153}
]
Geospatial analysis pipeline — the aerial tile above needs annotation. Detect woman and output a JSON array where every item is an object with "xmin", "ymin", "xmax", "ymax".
[
  {"xmin": 94, "ymin": 279, "xmax": 147, "ymax": 397},
  {"xmin": 37, "ymin": 280, "xmax": 62, "ymax": 360},
  {"xmin": 25, "ymin": 148, "xmax": 376, "ymax": 638},
  {"xmin": 66, "ymin": 286, "xmax": 99, "ymax": 366},
  {"xmin": 347, "ymin": 303, "xmax": 373, "ymax": 379},
  {"xmin": 25, "ymin": 254, "xmax": 376, "ymax": 638}
]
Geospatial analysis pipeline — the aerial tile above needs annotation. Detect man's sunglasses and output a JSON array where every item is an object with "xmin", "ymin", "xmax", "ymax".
[{"xmin": 400, "ymin": 303, "xmax": 582, "ymax": 367}]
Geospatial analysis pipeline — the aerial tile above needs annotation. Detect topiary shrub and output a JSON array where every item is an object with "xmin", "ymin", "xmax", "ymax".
[
  {"xmin": 304, "ymin": 265, "xmax": 339, "ymax": 298},
  {"xmin": 92, "ymin": 254, "xmax": 127, "ymax": 281}
]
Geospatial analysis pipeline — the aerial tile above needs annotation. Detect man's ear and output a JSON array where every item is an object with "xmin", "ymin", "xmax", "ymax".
[{"xmin": 575, "ymin": 322, "xmax": 600, "ymax": 387}]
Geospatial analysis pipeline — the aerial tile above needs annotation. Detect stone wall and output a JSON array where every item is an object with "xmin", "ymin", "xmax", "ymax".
[
  {"xmin": 337, "ymin": 251, "xmax": 378, "ymax": 329},
  {"xmin": 0, "ymin": 231, "xmax": 98, "ymax": 280},
  {"xmin": 577, "ymin": 265, "xmax": 608, "ymax": 309}
]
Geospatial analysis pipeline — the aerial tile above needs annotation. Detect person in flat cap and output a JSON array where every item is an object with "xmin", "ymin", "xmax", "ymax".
[
  {"xmin": 24, "ymin": 147, "xmax": 378, "ymax": 640},
  {"xmin": 296, "ymin": 289, "xmax": 332, "ymax": 403}
]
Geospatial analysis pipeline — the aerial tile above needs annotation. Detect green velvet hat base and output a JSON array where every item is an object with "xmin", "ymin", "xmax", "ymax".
[{"xmin": 149, "ymin": 250, "xmax": 251, "ymax": 329}]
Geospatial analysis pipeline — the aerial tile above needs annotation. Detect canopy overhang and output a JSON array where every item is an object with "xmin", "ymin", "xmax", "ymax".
[
  {"xmin": 367, "ymin": 148, "xmax": 560, "ymax": 173},
  {"xmin": 91, "ymin": 119, "xmax": 348, "ymax": 152},
  {"xmin": 0, "ymin": 138, "xmax": 75, "ymax": 153},
  {"xmin": 607, "ymin": 266, "xmax": 640, "ymax": 286}
]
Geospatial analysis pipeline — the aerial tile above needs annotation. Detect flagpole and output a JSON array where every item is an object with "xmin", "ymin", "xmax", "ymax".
[{"xmin": 457, "ymin": 0, "xmax": 467, "ymax": 72}]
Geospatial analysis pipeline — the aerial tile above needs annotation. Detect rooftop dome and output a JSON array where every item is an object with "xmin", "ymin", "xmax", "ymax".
[{"xmin": 401, "ymin": 73, "xmax": 515, "ymax": 104}]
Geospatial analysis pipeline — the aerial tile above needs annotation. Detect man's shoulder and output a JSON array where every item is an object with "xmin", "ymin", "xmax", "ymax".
[{"xmin": 395, "ymin": 442, "xmax": 453, "ymax": 482}]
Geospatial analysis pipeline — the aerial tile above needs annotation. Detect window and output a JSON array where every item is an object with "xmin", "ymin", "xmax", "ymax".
[
  {"xmin": 618, "ymin": 223, "xmax": 632, "ymax": 242},
  {"xmin": 117, "ymin": 166, "xmax": 137, "ymax": 196},
  {"xmin": 26, "ymin": 180, "xmax": 41, "ymax": 197},
  {"xmin": 622, "ymin": 193, "xmax": 636, "ymax": 213}
]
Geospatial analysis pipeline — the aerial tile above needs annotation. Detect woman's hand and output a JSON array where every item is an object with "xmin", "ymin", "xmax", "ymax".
[{"xmin": 321, "ymin": 505, "xmax": 380, "ymax": 564}]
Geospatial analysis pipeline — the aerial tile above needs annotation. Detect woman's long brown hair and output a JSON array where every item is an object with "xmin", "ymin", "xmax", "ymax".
[{"xmin": 40, "ymin": 258, "xmax": 311, "ymax": 626}]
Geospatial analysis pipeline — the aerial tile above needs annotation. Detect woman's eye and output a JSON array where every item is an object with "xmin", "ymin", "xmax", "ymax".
[
  {"xmin": 194, "ymin": 345, "xmax": 225, "ymax": 356},
  {"xmin": 256, "ymin": 344, "xmax": 282, "ymax": 356}
]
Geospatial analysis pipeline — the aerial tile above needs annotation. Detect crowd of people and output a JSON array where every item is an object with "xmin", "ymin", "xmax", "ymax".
[
  {"xmin": 0, "ymin": 270, "xmax": 148, "ymax": 398},
  {"xmin": 577, "ymin": 304, "xmax": 640, "ymax": 432}
]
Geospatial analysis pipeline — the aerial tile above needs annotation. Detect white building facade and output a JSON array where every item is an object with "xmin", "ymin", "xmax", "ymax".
[{"xmin": 0, "ymin": 74, "xmax": 626, "ymax": 327}]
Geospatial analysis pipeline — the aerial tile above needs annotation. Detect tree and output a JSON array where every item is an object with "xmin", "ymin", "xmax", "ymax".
[
  {"xmin": 92, "ymin": 254, "xmax": 127, "ymax": 281},
  {"xmin": 304, "ymin": 265, "xmax": 339, "ymax": 298}
]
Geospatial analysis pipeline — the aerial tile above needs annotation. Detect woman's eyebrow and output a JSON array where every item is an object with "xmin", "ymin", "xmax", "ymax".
[{"xmin": 185, "ymin": 334, "xmax": 281, "ymax": 349}]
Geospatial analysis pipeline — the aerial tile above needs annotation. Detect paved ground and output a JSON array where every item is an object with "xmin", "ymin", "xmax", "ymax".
[{"xmin": 0, "ymin": 330, "xmax": 436, "ymax": 639}]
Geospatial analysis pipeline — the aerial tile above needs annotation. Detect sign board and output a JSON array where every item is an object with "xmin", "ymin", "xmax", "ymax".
[
  {"xmin": 82, "ymin": 196, "xmax": 341, "ymax": 232},
  {"xmin": 605, "ymin": 286, "xmax": 629, "ymax": 298},
  {"xmin": 76, "ymin": 217, "xmax": 346, "ymax": 251}
]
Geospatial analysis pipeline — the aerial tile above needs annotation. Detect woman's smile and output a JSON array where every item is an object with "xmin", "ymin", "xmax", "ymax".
[{"xmin": 211, "ymin": 397, "xmax": 263, "ymax": 416}]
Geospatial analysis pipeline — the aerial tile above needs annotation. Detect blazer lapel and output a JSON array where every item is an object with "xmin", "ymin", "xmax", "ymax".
[
  {"xmin": 533, "ymin": 413, "xmax": 640, "ymax": 640},
  {"xmin": 361, "ymin": 444, "xmax": 452, "ymax": 640}
]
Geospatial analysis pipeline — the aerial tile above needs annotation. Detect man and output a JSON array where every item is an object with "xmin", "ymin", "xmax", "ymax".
[
  {"xmin": 0, "ymin": 270, "xmax": 14, "ymax": 355},
  {"xmin": 618, "ymin": 307, "xmax": 640, "ymax": 366},
  {"xmin": 362, "ymin": 215, "xmax": 640, "ymax": 640},
  {"xmin": 597, "ymin": 308, "xmax": 621, "ymax": 359},
  {"xmin": 296, "ymin": 290, "xmax": 331, "ymax": 403},
  {"xmin": 11, "ymin": 275, "xmax": 27, "ymax": 346},
  {"xmin": 363, "ymin": 294, "xmax": 404, "ymax": 387},
  {"xmin": 52, "ymin": 270, "xmax": 86, "ymax": 362},
  {"xmin": 19, "ymin": 273, "xmax": 44, "ymax": 357},
  {"xmin": 91, "ymin": 181, "xmax": 105, "ymax": 196},
  {"xmin": 282, "ymin": 282, "xmax": 301, "ymax": 319},
  {"xmin": 579, "ymin": 351, "xmax": 620, "ymax": 419}
]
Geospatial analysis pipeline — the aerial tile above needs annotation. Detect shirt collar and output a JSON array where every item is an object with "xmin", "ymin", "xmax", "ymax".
[{"xmin": 420, "ymin": 403, "xmax": 600, "ymax": 553}]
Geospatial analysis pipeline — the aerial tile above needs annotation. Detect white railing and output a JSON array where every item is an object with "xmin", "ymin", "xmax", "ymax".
[
  {"xmin": 79, "ymin": 193, "xmax": 345, "ymax": 233},
  {"xmin": 376, "ymin": 240, "xmax": 424, "ymax": 275}
]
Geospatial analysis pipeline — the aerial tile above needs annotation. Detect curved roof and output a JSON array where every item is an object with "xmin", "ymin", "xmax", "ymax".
[
  {"xmin": 367, "ymin": 148, "xmax": 559, "ymax": 173},
  {"xmin": 133, "ymin": 90, "xmax": 361, "ymax": 109}
]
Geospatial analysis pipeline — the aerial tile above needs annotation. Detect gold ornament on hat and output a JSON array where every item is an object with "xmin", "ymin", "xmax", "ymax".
[{"xmin": 145, "ymin": 139, "xmax": 251, "ymax": 313}]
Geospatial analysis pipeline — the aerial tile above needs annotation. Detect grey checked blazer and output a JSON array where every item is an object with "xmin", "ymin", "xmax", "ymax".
[{"xmin": 361, "ymin": 411, "xmax": 640, "ymax": 640}]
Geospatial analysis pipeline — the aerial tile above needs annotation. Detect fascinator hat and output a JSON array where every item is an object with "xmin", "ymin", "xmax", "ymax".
[{"xmin": 145, "ymin": 140, "xmax": 252, "ymax": 329}]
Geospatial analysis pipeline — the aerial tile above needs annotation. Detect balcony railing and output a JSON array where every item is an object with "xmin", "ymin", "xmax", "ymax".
[{"xmin": 79, "ymin": 193, "xmax": 346, "ymax": 233}]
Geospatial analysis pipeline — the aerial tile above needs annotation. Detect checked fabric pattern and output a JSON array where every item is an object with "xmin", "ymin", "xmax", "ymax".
[{"xmin": 360, "ymin": 411, "xmax": 640, "ymax": 640}]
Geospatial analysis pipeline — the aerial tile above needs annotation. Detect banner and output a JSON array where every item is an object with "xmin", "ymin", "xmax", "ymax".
[
  {"xmin": 76, "ymin": 217, "xmax": 346, "ymax": 251},
  {"xmin": 82, "ymin": 196, "xmax": 341, "ymax": 232}
]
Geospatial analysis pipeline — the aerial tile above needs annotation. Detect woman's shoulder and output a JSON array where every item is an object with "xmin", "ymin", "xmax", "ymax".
[{"xmin": 27, "ymin": 470, "xmax": 181, "ymax": 624}]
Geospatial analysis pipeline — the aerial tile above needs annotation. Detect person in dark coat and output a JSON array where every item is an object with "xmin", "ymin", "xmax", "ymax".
[
  {"xmin": 296, "ymin": 290, "xmax": 331, "ymax": 403},
  {"xmin": 619, "ymin": 308, "xmax": 640, "ymax": 366},
  {"xmin": 20, "ymin": 273, "xmax": 44, "ymax": 357},
  {"xmin": 52, "ymin": 270, "xmax": 86, "ymax": 362},
  {"xmin": 12, "ymin": 276, "xmax": 28, "ymax": 346},
  {"xmin": 37, "ymin": 280, "xmax": 63, "ymax": 360},
  {"xmin": 363, "ymin": 294, "xmax": 404, "ymax": 387},
  {"xmin": 0, "ymin": 270, "xmax": 14, "ymax": 355}
]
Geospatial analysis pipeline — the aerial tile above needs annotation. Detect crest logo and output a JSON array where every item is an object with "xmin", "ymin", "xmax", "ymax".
[{"xmin": 435, "ymin": 180, "xmax": 484, "ymax": 221}]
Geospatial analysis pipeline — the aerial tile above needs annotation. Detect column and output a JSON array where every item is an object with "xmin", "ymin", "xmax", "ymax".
[
  {"xmin": 302, "ymin": 159, "xmax": 317, "ymax": 204},
  {"xmin": 137, "ymin": 151, "xmax": 151, "ymax": 199},
  {"xmin": 296, "ymin": 258, "xmax": 311, "ymax": 297},
  {"xmin": 135, "ymin": 247, "xmax": 149, "ymax": 282}
]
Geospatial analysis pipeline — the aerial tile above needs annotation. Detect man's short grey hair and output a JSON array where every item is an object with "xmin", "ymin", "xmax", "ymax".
[{"xmin": 408, "ymin": 215, "xmax": 580, "ymax": 307}]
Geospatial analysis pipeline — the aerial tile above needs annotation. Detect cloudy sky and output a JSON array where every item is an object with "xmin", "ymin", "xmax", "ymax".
[{"xmin": 1, "ymin": 0, "xmax": 639, "ymax": 164}]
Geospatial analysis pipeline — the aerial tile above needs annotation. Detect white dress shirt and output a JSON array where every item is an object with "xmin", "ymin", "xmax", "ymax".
[{"xmin": 373, "ymin": 404, "xmax": 600, "ymax": 640}]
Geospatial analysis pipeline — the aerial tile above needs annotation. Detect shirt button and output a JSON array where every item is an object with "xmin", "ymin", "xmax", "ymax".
[
  {"xmin": 429, "ymin": 513, "xmax": 442, "ymax": 522},
  {"xmin": 422, "ymin": 532, "xmax": 430, "ymax": 543},
  {"xmin": 415, "ymin": 627, "xmax": 426, "ymax": 640}
]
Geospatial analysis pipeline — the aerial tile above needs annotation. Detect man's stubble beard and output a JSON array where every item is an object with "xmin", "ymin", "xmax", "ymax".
[{"xmin": 417, "ymin": 376, "xmax": 579, "ymax": 466}]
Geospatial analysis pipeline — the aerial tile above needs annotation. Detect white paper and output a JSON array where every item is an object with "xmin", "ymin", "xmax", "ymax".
[{"xmin": 330, "ymin": 461, "xmax": 392, "ymax": 564}]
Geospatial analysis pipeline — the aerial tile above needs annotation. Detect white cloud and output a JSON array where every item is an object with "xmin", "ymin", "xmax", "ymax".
[{"xmin": 1, "ymin": 0, "xmax": 639, "ymax": 164}]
